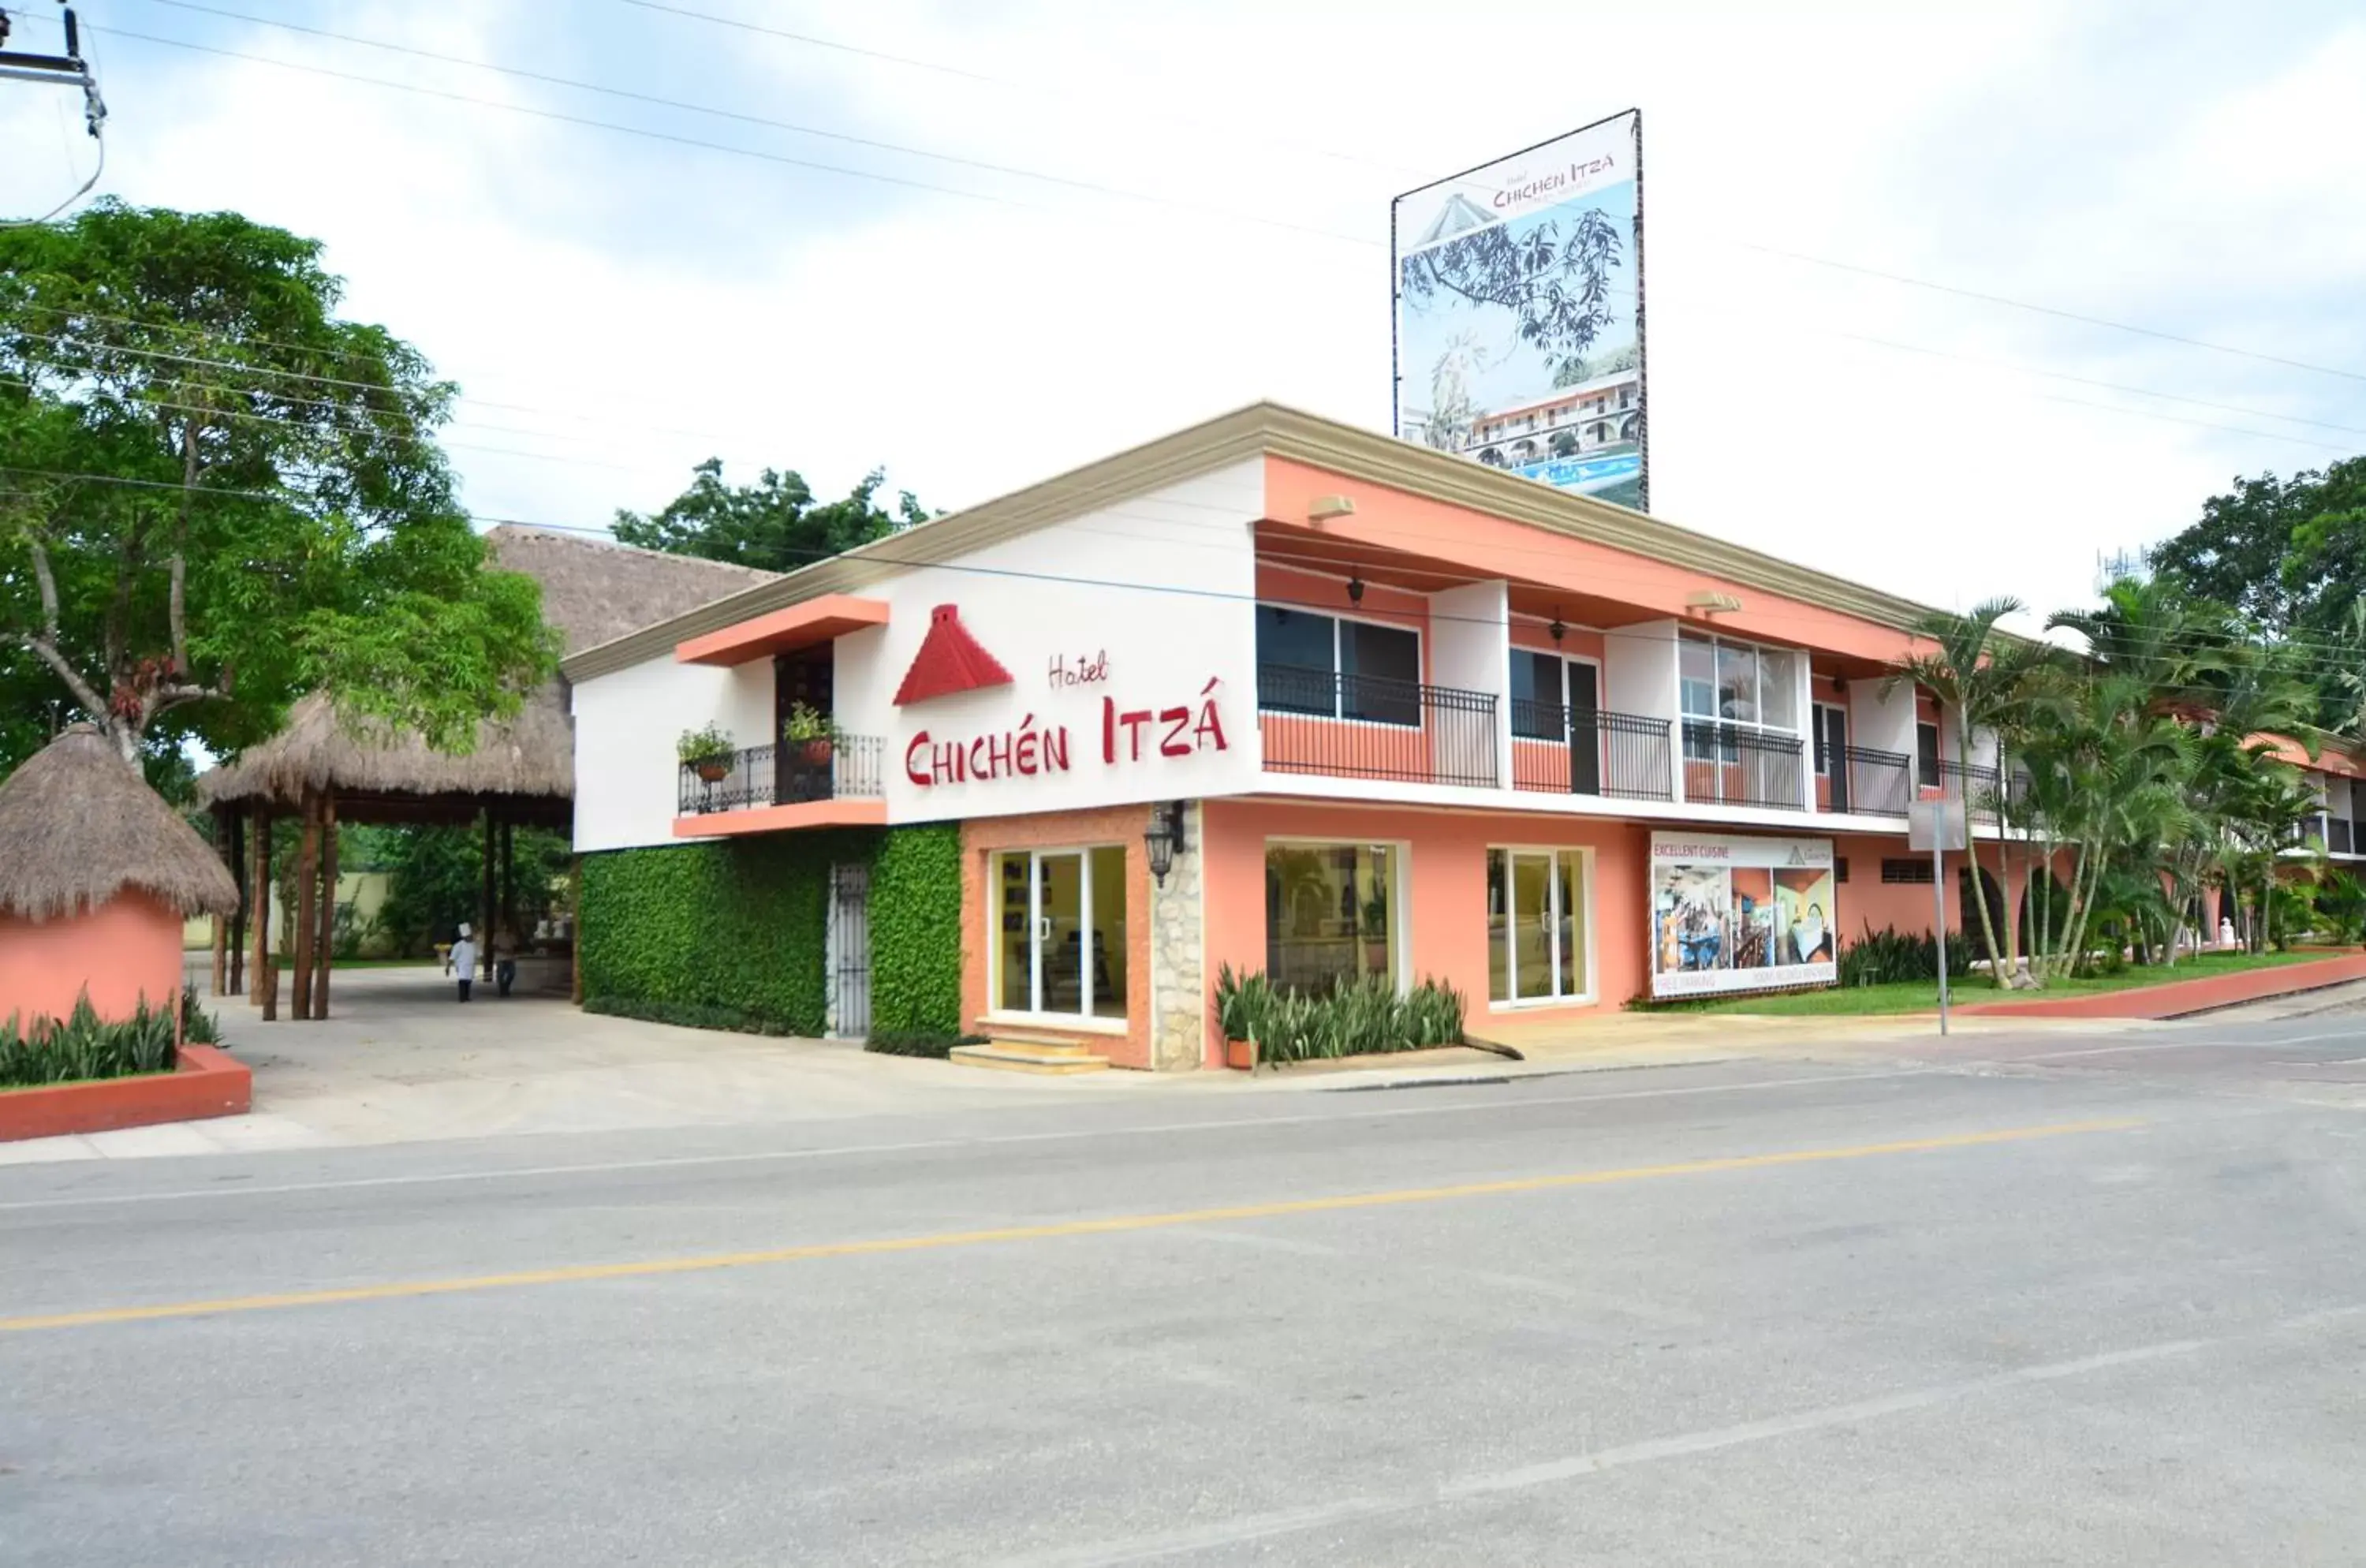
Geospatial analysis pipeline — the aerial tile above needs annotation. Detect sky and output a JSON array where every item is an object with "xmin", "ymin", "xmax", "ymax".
[{"xmin": 5, "ymin": 0, "xmax": 2364, "ymax": 632}]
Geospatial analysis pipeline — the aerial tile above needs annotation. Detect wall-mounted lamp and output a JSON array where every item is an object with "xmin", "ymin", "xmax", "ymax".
[
  {"xmin": 1685, "ymin": 591, "xmax": 1743, "ymax": 616},
  {"xmin": 1346, "ymin": 573, "xmax": 1366, "ymax": 605},
  {"xmin": 1145, "ymin": 800, "xmax": 1188, "ymax": 887},
  {"xmin": 1308, "ymin": 495, "xmax": 1357, "ymax": 522},
  {"xmin": 1548, "ymin": 607, "xmax": 1567, "ymax": 644}
]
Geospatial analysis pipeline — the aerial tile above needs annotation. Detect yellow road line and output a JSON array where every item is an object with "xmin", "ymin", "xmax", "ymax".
[{"xmin": 0, "ymin": 1117, "xmax": 2137, "ymax": 1334}]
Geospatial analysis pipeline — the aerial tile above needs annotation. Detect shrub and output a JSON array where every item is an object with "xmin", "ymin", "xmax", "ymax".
[
  {"xmin": 181, "ymin": 987, "xmax": 221, "ymax": 1046},
  {"xmin": 1211, "ymin": 965, "xmax": 1466, "ymax": 1064},
  {"xmin": 0, "ymin": 992, "xmax": 179, "ymax": 1088},
  {"xmin": 582, "ymin": 995, "xmax": 803, "ymax": 1036},
  {"xmin": 1835, "ymin": 923, "xmax": 1976, "ymax": 987},
  {"xmin": 864, "ymin": 1030, "xmax": 989, "ymax": 1059}
]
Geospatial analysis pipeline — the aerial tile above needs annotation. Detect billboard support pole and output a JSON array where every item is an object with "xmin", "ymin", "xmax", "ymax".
[{"xmin": 1932, "ymin": 837, "xmax": 1950, "ymax": 1035}]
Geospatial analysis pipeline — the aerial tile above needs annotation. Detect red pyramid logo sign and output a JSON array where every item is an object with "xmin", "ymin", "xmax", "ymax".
[{"xmin": 893, "ymin": 604, "xmax": 1013, "ymax": 706}]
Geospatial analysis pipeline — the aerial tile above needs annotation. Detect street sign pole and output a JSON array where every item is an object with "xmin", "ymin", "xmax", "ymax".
[
  {"xmin": 1910, "ymin": 800, "xmax": 1965, "ymax": 1037},
  {"xmin": 1931, "ymin": 833, "xmax": 1950, "ymax": 1036}
]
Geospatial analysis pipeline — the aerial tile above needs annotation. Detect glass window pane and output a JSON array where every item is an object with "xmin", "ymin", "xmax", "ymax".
[
  {"xmin": 1256, "ymin": 605, "xmax": 1335, "ymax": 674},
  {"xmin": 1510, "ymin": 651, "xmax": 1563, "ymax": 739},
  {"xmin": 1679, "ymin": 636, "xmax": 1716, "ymax": 720},
  {"xmin": 995, "ymin": 853, "xmax": 1031, "ymax": 1011},
  {"xmin": 1341, "ymin": 622, "xmax": 1420, "ymax": 724},
  {"xmin": 1758, "ymin": 647, "xmax": 1797, "ymax": 730},
  {"xmin": 1717, "ymin": 642, "xmax": 1759, "ymax": 725},
  {"xmin": 1037, "ymin": 853, "xmax": 1085, "ymax": 1014},
  {"xmin": 1487, "ymin": 849, "xmax": 1510, "ymax": 1002},
  {"xmin": 1267, "ymin": 844, "xmax": 1355, "ymax": 994},
  {"xmin": 1358, "ymin": 846, "xmax": 1399, "ymax": 984},
  {"xmin": 1557, "ymin": 854, "xmax": 1586, "ymax": 998},
  {"xmin": 1511, "ymin": 854, "xmax": 1551, "ymax": 1000},
  {"xmin": 1088, "ymin": 846, "xmax": 1127, "ymax": 1020}
]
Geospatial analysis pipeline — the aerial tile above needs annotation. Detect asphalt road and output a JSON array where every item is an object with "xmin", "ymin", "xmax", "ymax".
[{"xmin": 6, "ymin": 1003, "xmax": 2366, "ymax": 1566}]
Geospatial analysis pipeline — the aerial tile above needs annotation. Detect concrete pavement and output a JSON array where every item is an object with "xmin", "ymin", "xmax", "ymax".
[{"xmin": 5, "ymin": 999, "xmax": 2365, "ymax": 1564}]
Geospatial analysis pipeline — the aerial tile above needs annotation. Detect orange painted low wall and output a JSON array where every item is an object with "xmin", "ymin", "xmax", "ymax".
[
  {"xmin": 0, "ymin": 1043, "xmax": 251, "ymax": 1143},
  {"xmin": 1958, "ymin": 950, "xmax": 2366, "ymax": 1020},
  {"xmin": 0, "ymin": 891, "xmax": 186, "ymax": 1027}
]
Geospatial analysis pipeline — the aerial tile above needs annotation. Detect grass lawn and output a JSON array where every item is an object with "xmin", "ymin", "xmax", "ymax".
[{"xmin": 1642, "ymin": 949, "xmax": 2338, "ymax": 1017}]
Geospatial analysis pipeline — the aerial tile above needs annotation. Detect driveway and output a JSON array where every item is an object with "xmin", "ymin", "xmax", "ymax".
[{"xmin": 2, "ymin": 966, "xmax": 1147, "ymax": 1164}]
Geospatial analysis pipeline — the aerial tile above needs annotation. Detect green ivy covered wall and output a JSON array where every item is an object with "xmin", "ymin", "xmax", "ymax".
[{"xmin": 578, "ymin": 823, "xmax": 962, "ymax": 1037}]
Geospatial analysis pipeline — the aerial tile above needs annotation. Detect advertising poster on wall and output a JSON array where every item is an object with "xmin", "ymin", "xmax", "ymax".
[
  {"xmin": 1393, "ymin": 110, "xmax": 1646, "ymax": 510},
  {"xmin": 1648, "ymin": 832, "xmax": 1837, "ymax": 997}
]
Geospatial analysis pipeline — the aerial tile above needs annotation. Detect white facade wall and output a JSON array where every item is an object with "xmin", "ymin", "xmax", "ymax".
[
  {"xmin": 573, "ymin": 658, "xmax": 765, "ymax": 852},
  {"xmin": 1430, "ymin": 578, "xmax": 1510, "ymax": 786},
  {"xmin": 1603, "ymin": 618, "xmax": 1679, "ymax": 723},
  {"xmin": 1848, "ymin": 677, "xmax": 1914, "ymax": 759}
]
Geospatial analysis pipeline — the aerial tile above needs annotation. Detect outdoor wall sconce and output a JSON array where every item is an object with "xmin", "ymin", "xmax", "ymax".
[
  {"xmin": 1685, "ymin": 590, "xmax": 1743, "ymax": 615},
  {"xmin": 1346, "ymin": 573, "xmax": 1366, "ymax": 604},
  {"xmin": 1145, "ymin": 800, "xmax": 1187, "ymax": 887},
  {"xmin": 1548, "ymin": 607, "xmax": 1568, "ymax": 644},
  {"xmin": 1308, "ymin": 495, "xmax": 1357, "ymax": 522}
]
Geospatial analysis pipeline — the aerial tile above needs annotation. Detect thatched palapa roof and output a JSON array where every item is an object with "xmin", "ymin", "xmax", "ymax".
[
  {"xmin": 0, "ymin": 726, "xmax": 240, "ymax": 922},
  {"xmin": 199, "ymin": 527, "xmax": 774, "ymax": 816}
]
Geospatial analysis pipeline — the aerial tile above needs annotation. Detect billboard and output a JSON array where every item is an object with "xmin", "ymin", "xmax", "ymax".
[
  {"xmin": 1648, "ymin": 832, "xmax": 1837, "ymax": 998},
  {"xmin": 1393, "ymin": 110, "xmax": 1646, "ymax": 510}
]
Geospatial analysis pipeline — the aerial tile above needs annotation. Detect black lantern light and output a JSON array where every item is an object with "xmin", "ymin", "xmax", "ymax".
[
  {"xmin": 1145, "ymin": 800, "xmax": 1187, "ymax": 886},
  {"xmin": 1345, "ymin": 573, "xmax": 1365, "ymax": 605},
  {"xmin": 1548, "ymin": 606, "xmax": 1568, "ymax": 644}
]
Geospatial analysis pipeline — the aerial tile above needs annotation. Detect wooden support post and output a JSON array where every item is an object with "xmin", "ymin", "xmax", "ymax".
[
  {"xmin": 255, "ymin": 809, "xmax": 277, "ymax": 1021},
  {"xmin": 500, "ymin": 819, "xmax": 516, "ymax": 943},
  {"xmin": 315, "ymin": 791, "xmax": 339, "ymax": 1020},
  {"xmin": 480, "ymin": 807, "xmax": 498, "ymax": 982},
  {"xmin": 293, "ymin": 792, "xmax": 319, "ymax": 1021},
  {"xmin": 210, "ymin": 808, "xmax": 230, "ymax": 997},
  {"xmin": 227, "ymin": 807, "xmax": 247, "ymax": 997}
]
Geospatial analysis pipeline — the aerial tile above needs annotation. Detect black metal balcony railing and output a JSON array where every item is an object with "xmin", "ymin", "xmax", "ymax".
[
  {"xmin": 1681, "ymin": 720, "xmax": 1805, "ymax": 810},
  {"xmin": 1836, "ymin": 745, "xmax": 1911, "ymax": 816},
  {"xmin": 1510, "ymin": 700, "xmax": 1674, "ymax": 801},
  {"xmin": 1931, "ymin": 759, "xmax": 2007, "ymax": 822},
  {"xmin": 1258, "ymin": 664, "xmax": 1498, "ymax": 789},
  {"xmin": 678, "ymin": 737, "xmax": 885, "ymax": 816}
]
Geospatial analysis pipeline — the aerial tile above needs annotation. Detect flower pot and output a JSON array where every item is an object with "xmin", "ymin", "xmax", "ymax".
[
  {"xmin": 1225, "ymin": 1036, "xmax": 1257, "ymax": 1071},
  {"xmin": 800, "ymin": 739, "xmax": 834, "ymax": 766},
  {"xmin": 692, "ymin": 759, "xmax": 730, "ymax": 783}
]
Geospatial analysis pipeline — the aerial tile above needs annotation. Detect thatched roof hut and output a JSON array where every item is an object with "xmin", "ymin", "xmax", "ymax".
[
  {"xmin": 0, "ymin": 725, "xmax": 238, "ymax": 923},
  {"xmin": 198, "ymin": 527, "xmax": 774, "ymax": 819}
]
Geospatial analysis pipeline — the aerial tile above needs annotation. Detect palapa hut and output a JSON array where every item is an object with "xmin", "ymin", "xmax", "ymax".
[
  {"xmin": 0, "ymin": 725, "xmax": 240, "ymax": 1027},
  {"xmin": 197, "ymin": 527, "xmax": 773, "ymax": 1020}
]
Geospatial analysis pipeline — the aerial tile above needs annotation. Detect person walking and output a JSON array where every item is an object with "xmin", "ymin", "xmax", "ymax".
[
  {"xmin": 447, "ymin": 922, "xmax": 477, "ymax": 1002},
  {"xmin": 493, "ymin": 924, "xmax": 520, "ymax": 999}
]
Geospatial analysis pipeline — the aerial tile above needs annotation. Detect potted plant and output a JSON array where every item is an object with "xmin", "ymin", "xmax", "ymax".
[
  {"xmin": 783, "ymin": 701, "xmax": 840, "ymax": 765},
  {"xmin": 677, "ymin": 722, "xmax": 737, "ymax": 782},
  {"xmin": 1213, "ymin": 963, "xmax": 1267, "ymax": 1072}
]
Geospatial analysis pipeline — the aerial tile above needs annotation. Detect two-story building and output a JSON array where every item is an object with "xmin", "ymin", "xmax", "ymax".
[{"xmin": 563, "ymin": 401, "xmax": 2024, "ymax": 1070}]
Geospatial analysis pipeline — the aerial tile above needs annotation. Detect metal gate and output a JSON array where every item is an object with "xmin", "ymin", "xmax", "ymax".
[{"xmin": 827, "ymin": 863, "xmax": 871, "ymax": 1040}]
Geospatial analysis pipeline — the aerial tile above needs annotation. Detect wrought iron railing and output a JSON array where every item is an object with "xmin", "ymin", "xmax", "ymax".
[
  {"xmin": 678, "ymin": 736, "xmax": 885, "ymax": 816},
  {"xmin": 1258, "ymin": 664, "xmax": 1498, "ymax": 788},
  {"xmin": 1835, "ymin": 745, "xmax": 1911, "ymax": 816},
  {"xmin": 1510, "ymin": 700, "xmax": 1673, "ymax": 801},
  {"xmin": 1680, "ymin": 720, "xmax": 1805, "ymax": 810},
  {"xmin": 1932, "ymin": 759, "xmax": 2007, "ymax": 822}
]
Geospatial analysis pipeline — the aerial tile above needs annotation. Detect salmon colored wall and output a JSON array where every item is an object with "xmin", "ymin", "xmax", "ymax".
[
  {"xmin": 961, "ymin": 805, "xmax": 1155, "ymax": 1070},
  {"xmin": 0, "ymin": 891, "xmax": 185, "ymax": 1026},
  {"xmin": 1200, "ymin": 799, "xmax": 1653, "ymax": 1061},
  {"xmin": 1264, "ymin": 457, "xmax": 1928, "ymax": 666},
  {"xmin": 1254, "ymin": 560, "xmax": 1431, "ymax": 675}
]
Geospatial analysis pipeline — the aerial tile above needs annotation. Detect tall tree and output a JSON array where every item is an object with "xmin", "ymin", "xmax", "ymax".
[
  {"xmin": 0, "ymin": 201, "xmax": 554, "ymax": 773},
  {"xmin": 611, "ymin": 458, "xmax": 927, "ymax": 574}
]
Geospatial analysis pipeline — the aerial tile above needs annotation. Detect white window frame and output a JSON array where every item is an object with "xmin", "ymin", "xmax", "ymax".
[
  {"xmin": 1812, "ymin": 700, "xmax": 1848, "ymax": 778},
  {"xmin": 985, "ymin": 844, "xmax": 1129, "ymax": 1034},
  {"xmin": 1487, "ymin": 844, "xmax": 1597, "ymax": 1010},
  {"xmin": 1509, "ymin": 647, "xmax": 1601, "ymax": 742},
  {"xmin": 1256, "ymin": 603, "xmax": 1426, "ymax": 730}
]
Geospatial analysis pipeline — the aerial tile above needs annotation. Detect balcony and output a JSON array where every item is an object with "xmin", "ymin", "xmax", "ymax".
[
  {"xmin": 1259, "ymin": 664, "xmax": 1498, "ymax": 789},
  {"xmin": 1681, "ymin": 721, "xmax": 1805, "ymax": 811},
  {"xmin": 677, "ymin": 737, "xmax": 886, "ymax": 834},
  {"xmin": 1831, "ymin": 745, "xmax": 1912, "ymax": 817},
  {"xmin": 1510, "ymin": 701, "xmax": 1674, "ymax": 801}
]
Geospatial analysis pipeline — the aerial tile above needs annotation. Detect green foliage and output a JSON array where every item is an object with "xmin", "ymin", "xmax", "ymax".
[
  {"xmin": 1212, "ymin": 965, "xmax": 1466, "ymax": 1064},
  {"xmin": 868, "ymin": 823, "xmax": 963, "ymax": 1034},
  {"xmin": 179, "ymin": 985, "xmax": 220, "ymax": 1046},
  {"xmin": 2316, "ymin": 870, "xmax": 2366, "ymax": 946},
  {"xmin": 611, "ymin": 456, "xmax": 929, "ymax": 574},
  {"xmin": 677, "ymin": 722, "xmax": 735, "ymax": 764},
  {"xmin": 0, "ymin": 991, "xmax": 178, "ymax": 1088},
  {"xmin": 579, "ymin": 826, "xmax": 961, "ymax": 1038},
  {"xmin": 581, "ymin": 995, "xmax": 804, "ymax": 1036},
  {"xmin": 369, "ymin": 822, "xmax": 570, "ymax": 956},
  {"xmin": 781, "ymin": 701, "xmax": 838, "ymax": 745},
  {"xmin": 863, "ymin": 1030, "xmax": 989, "ymax": 1059},
  {"xmin": 1834, "ymin": 924, "xmax": 1976, "ymax": 987},
  {"xmin": 0, "ymin": 200, "xmax": 556, "ymax": 775}
]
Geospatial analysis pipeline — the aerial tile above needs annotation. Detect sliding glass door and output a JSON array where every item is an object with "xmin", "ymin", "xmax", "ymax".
[
  {"xmin": 1487, "ymin": 848, "xmax": 1590, "ymax": 1005},
  {"xmin": 992, "ymin": 847, "xmax": 1128, "ymax": 1021}
]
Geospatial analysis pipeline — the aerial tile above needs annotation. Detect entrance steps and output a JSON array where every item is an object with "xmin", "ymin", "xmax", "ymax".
[{"xmin": 949, "ymin": 1029, "xmax": 1111, "ymax": 1075}]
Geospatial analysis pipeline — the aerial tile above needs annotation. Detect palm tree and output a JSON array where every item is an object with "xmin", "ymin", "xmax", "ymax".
[{"xmin": 1886, "ymin": 598, "xmax": 2027, "ymax": 986}]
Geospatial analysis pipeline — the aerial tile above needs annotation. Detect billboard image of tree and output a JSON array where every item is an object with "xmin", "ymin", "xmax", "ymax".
[{"xmin": 1393, "ymin": 111, "xmax": 1646, "ymax": 510}]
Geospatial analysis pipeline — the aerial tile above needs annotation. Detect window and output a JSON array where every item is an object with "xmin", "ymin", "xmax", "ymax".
[
  {"xmin": 991, "ymin": 846, "xmax": 1129, "ymax": 1020},
  {"xmin": 1682, "ymin": 632, "xmax": 1801, "ymax": 763},
  {"xmin": 1881, "ymin": 857, "xmax": 1935, "ymax": 885},
  {"xmin": 1834, "ymin": 857, "xmax": 1849, "ymax": 884},
  {"xmin": 1266, "ymin": 843, "xmax": 1400, "ymax": 995},
  {"xmin": 1487, "ymin": 849, "xmax": 1590, "ymax": 1004},
  {"xmin": 1510, "ymin": 649, "xmax": 1566, "ymax": 739},
  {"xmin": 1916, "ymin": 721, "xmax": 1942, "ymax": 786},
  {"xmin": 1256, "ymin": 606, "xmax": 1421, "ymax": 726}
]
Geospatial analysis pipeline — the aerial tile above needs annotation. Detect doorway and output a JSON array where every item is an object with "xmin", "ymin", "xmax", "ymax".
[
  {"xmin": 827, "ymin": 862, "xmax": 871, "ymax": 1039},
  {"xmin": 991, "ymin": 846, "xmax": 1128, "ymax": 1021}
]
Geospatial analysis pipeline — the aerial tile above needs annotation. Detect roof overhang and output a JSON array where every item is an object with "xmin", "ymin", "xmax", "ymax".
[{"xmin": 674, "ymin": 595, "xmax": 890, "ymax": 667}]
